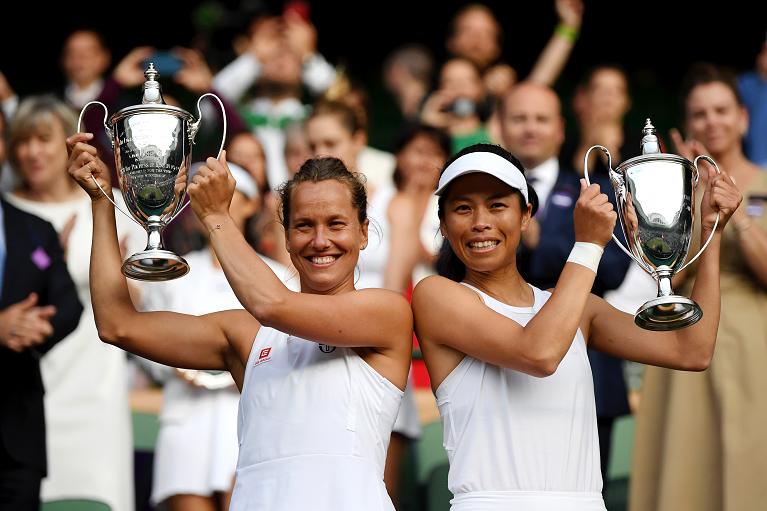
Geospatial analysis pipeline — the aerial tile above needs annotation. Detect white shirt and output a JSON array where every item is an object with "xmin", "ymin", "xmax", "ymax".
[
  {"xmin": 527, "ymin": 157, "xmax": 559, "ymax": 214},
  {"xmin": 65, "ymin": 79, "xmax": 104, "ymax": 110}
]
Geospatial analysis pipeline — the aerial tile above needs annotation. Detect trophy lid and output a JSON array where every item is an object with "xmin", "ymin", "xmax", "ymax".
[
  {"xmin": 109, "ymin": 63, "xmax": 194, "ymax": 123},
  {"xmin": 640, "ymin": 118, "xmax": 661, "ymax": 155},
  {"xmin": 142, "ymin": 63, "xmax": 164, "ymax": 105}
]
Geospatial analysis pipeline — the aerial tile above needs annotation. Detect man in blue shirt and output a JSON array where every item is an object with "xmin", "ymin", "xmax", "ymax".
[{"xmin": 738, "ymin": 38, "xmax": 767, "ymax": 167}]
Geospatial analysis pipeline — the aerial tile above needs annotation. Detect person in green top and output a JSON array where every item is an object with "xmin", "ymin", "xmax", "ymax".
[{"xmin": 420, "ymin": 58, "xmax": 492, "ymax": 154}]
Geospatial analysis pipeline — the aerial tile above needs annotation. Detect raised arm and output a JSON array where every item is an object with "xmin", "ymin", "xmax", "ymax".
[
  {"xmin": 383, "ymin": 194, "xmax": 423, "ymax": 293},
  {"xmin": 526, "ymin": 0, "xmax": 584, "ymax": 86},
  {"xmin": 187, "ymin": 153, "xmax": 413, "ymax": 352},
  {"xmin": 66, "ymin": 134, "xmax": 255, "ymax": 383},
  {"xmin": 415, "ymin": 180, "xmax": 616, "ymax": 380},
  {"xmin": 586, "ymin": 167, "xmax": 742, "ymax": 370}
]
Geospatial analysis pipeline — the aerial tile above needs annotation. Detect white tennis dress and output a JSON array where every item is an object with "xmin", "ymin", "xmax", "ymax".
[
  {"xmin": 141, "ymin": 250, "xmax": 296, "ymax": 504},
  {"xmin": 436, "ymin": 283, "xmax": 606, "ymax": 511},
  {"xmin": 230, "ymin": 326, "xmax": 404, "ymax": 510}
]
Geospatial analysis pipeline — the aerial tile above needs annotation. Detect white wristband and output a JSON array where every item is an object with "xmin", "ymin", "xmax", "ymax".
[{"xmin": 567, "ymin": 242, "xmax": 604, "ymax": 274}]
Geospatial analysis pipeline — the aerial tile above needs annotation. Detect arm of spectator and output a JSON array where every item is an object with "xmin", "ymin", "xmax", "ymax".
[
  {"xmin": 526, "ymin": 0, "xmax": 584, "ymax": 87},
  {"xmin": 213, "ymin": 17, "xmax": 282, "ymax": 103},
  {"xmin": 419, "ymin": 90, "xmax": 453, "ymax": 129},
  {"xmin": 0, "ymin": 70, "xmax": 18, "ymax": 121},
  {"xmin": 212, "ymin": 53, "xmax": 262, "ymax": 104},
  {"xmin": 284, "ymin": 11, "xmax": 337, "ymax": 95},
  {"xmin": 173, "ymin": 48, "xmax": 248, "ymax": 139},
  {"xmin": 383, "ymin": 194, "xmax": 423, "ymax": 293}
]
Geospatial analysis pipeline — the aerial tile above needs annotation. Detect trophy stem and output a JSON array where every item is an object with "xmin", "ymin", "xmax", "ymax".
[{"xmin": 121, "ymin": 217, "xmax": 189, "ymax": 281}]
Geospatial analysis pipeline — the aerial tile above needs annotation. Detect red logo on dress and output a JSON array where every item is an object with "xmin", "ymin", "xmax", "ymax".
[{"xmin": 259, "ymin": 348, "xmax": 272, "ymax": 360}]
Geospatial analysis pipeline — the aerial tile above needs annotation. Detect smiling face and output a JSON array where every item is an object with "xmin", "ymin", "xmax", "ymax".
[
  {"xmin": 441, "ymin": 172, "xmax": 531, "ymax": 275},
  {"xmin": 685, "ymin": 81, "xmax": 748, "ymax": 157},
  {"xmin": 62, "ymin": 30, "xmax": 110, "ymax": 87},
  {"xmin": 285, "ymin": 180, "xmax": 368, "ymax": 294},
  {"xmin": 13, "ymin": 114, "xmax": 70, "ymax": 192}
]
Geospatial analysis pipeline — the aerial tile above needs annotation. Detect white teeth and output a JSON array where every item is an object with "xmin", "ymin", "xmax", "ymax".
[
  {"xmin": 469, "ymin": 240, "xmax": 499, "ymax": 249},
  {"xmin": 311, "ymin": 256, "xmax": 336, "ymax": 264}
]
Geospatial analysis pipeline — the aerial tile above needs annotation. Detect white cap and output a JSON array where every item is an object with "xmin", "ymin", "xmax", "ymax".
[
  {"xmin": 190, "ymin": 161, "xmax": 259, "ymax": 200},
  {"xmin": 435, "ymin": 151, "xmax": 529, "ymax": 203}
]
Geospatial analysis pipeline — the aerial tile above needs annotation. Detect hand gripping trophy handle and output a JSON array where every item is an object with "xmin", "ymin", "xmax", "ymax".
[
  {"xmin": 678, "ymin": 155, "xmax": 720, "ymax": 272},
  {"xmin": 76, "ymin": 101, "xmax": 145, "ymax": 230},
  {"xmin": 583, "ymin": 144, "xmax": 639, "ymax": 264},
  {"xmin": 167, "ymin": 92, "xmax": 228, "ymax": 223}
]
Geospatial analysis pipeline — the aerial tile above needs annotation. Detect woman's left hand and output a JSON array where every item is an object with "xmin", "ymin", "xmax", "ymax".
[
  {"xmin": 700, "ymin": 165, "xmax": 742, "ymax": 234},
  {"xmin": 188, "ymin": 150, "xmax": 236, "ymax": 228}
]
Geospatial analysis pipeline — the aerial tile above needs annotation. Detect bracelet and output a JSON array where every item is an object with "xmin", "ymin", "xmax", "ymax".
[
  {"xmin": 554, "ymin": 23, "xmax": 579, "ymax": 43},
  {"xmin": 567, "ymin": 242, "xmax": 604, "ymax": 274}
]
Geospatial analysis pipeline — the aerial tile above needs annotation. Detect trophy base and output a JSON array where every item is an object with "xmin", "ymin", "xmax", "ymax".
[
  {"xmin": 634, "ymin": 295, "xmax": 702, "ymax": 331},
  {"xmin": 122, "ymin": 250, "xmax": 189, "ymax": 281}
]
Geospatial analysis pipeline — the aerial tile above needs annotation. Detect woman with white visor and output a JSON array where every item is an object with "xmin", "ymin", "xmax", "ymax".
[{"xmin": 412, "ymin": 143, "xmax": 740, "ymax": 510}]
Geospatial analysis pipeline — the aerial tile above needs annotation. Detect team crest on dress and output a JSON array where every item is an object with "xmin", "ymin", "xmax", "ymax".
[{"xmin": 318, "ymin": 344, "xmax": 336, "ymax": 353}]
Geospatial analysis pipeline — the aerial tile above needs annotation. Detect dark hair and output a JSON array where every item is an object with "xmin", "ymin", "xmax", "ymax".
[
  {"xmin": 577, "ymin": 63, "xmax": 629, "ymax": 92},
  {"xmin": 277, "ymin": 157, "xmax": 367, "ymax": 230},
  {"xmin": 680, "ymin": 62, "xmax": 743, "ymax": 114},
  {"xmin": 308, "ymin": 99, "xmax": 364, "ymax": 135},
  {"xmin": 447, "ymin": 4, "xmax": 503, "ymax": 58},
  {"xmin": 391, "ymin": 123, "xmax": 452, "ymax": 189},
  {"xmin": 435, "ymin": 143, "xmax": 539, "ymax": 282}
]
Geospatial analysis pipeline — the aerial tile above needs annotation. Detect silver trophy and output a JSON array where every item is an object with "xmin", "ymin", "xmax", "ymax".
[
  {"xmin": 584, "ymin": 119, "xmax": 720, "ymax": 330},
  {"xmin": 78, "ymin": 63, "xmax": 227, "ymax": 281}
]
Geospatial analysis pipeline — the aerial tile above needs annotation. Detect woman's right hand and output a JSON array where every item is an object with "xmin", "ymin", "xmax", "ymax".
[
  {"xmin": 66, "ymin": 133, "xmax": 112, "ymax": 201},
  {"xmin": 574, "ymin": 179, "xmax": 616, "ymax": 247}
]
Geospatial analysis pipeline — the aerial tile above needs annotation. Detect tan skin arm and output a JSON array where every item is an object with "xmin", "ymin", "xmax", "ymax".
[
  {"xmin": 66, "ymin": 134, "xmax": 257, "ymax": 389},
  {"xmin": 383, "ymin": 193, "xmax": 423, "ymax": 293},
  {"xmin": 188, "ymin": 154, "xmax": 413, "ymax": 389},
  {"xmin": 729, "ymin": 203, "xmax": 767, "ymax": 287},
  {"xmin": 527, "ymin": 0, "xmax": 584, "ymax": 86},
  {"xmin": 585, "ymin": 167, "xmax": 742, "ymax": 371},
  {"xmin": 415, "ymin": 180, "xmax": 615, "ymax": 385}
]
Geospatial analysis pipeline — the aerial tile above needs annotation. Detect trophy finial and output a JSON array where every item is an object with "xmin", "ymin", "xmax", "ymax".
[
  {"xmin": 641, "ymin": 117, "xmax": 660, "ymax": 155},
  {"xmin": 142, "ymin": 63, "xmax": 165, "ymax": 105}
]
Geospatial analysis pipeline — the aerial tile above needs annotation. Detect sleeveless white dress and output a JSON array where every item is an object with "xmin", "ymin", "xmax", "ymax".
[
  {"xmin": 436, "ymin": 283, "xmax": 606, "ymax": 511},
  {"xmin": 230, "ymin": 327, "xmax": 404, "ymax": 510}
]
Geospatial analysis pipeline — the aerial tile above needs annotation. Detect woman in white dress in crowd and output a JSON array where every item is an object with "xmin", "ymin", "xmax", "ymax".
[
  {"xmin": 67, "ymin": 132, "xmax": 413, "ymax": 511},
  {"xmin": 6, "ymin": 95, "xmax": 143, "ymax": 511},
  {"xmin": 412, "ymin": 143, "xmax": 740, "ymax": 510},
  {"xmin": 142, "ymin": 162, "xmax": 297, "ymax": 511}
]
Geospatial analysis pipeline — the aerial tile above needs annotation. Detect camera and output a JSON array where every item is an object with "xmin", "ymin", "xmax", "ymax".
[
  {"xmin": 143, "ymin": 52, "xmax": 183, "ymax": 77},
  {"xmin": 441, "ymin": 97, "xmax": 477, "ymax": 118}
]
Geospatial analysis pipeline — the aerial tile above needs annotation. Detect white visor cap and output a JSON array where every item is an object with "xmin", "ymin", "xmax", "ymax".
[{"xmin": 435, "ymin": 151, "xmax": 528, "ymax": 203}]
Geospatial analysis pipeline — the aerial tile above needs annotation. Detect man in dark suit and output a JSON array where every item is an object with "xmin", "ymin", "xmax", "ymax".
[
  {"xmin": 0, "ymin": 111, "xmax": 83, "ymax": 510},
  {"xmin": 499, "ymin": 82, "xmax": 632, "ymax": 488}
]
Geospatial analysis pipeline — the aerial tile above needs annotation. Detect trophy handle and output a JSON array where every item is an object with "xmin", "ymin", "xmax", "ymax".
[
  {"xmin": 169, "ymin": 93, "xmax": 229, "ymax": 224},
  {"xmin": 583, "ymin": 145, "xmax": 644, "ymax": 265},
  {"xmin": 77, "ymin": 102, "xmax": 144, "ymax": 230},
  {"xmin": 678, "ymin": 155, "xmax": 722, "ymax": 272}
]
